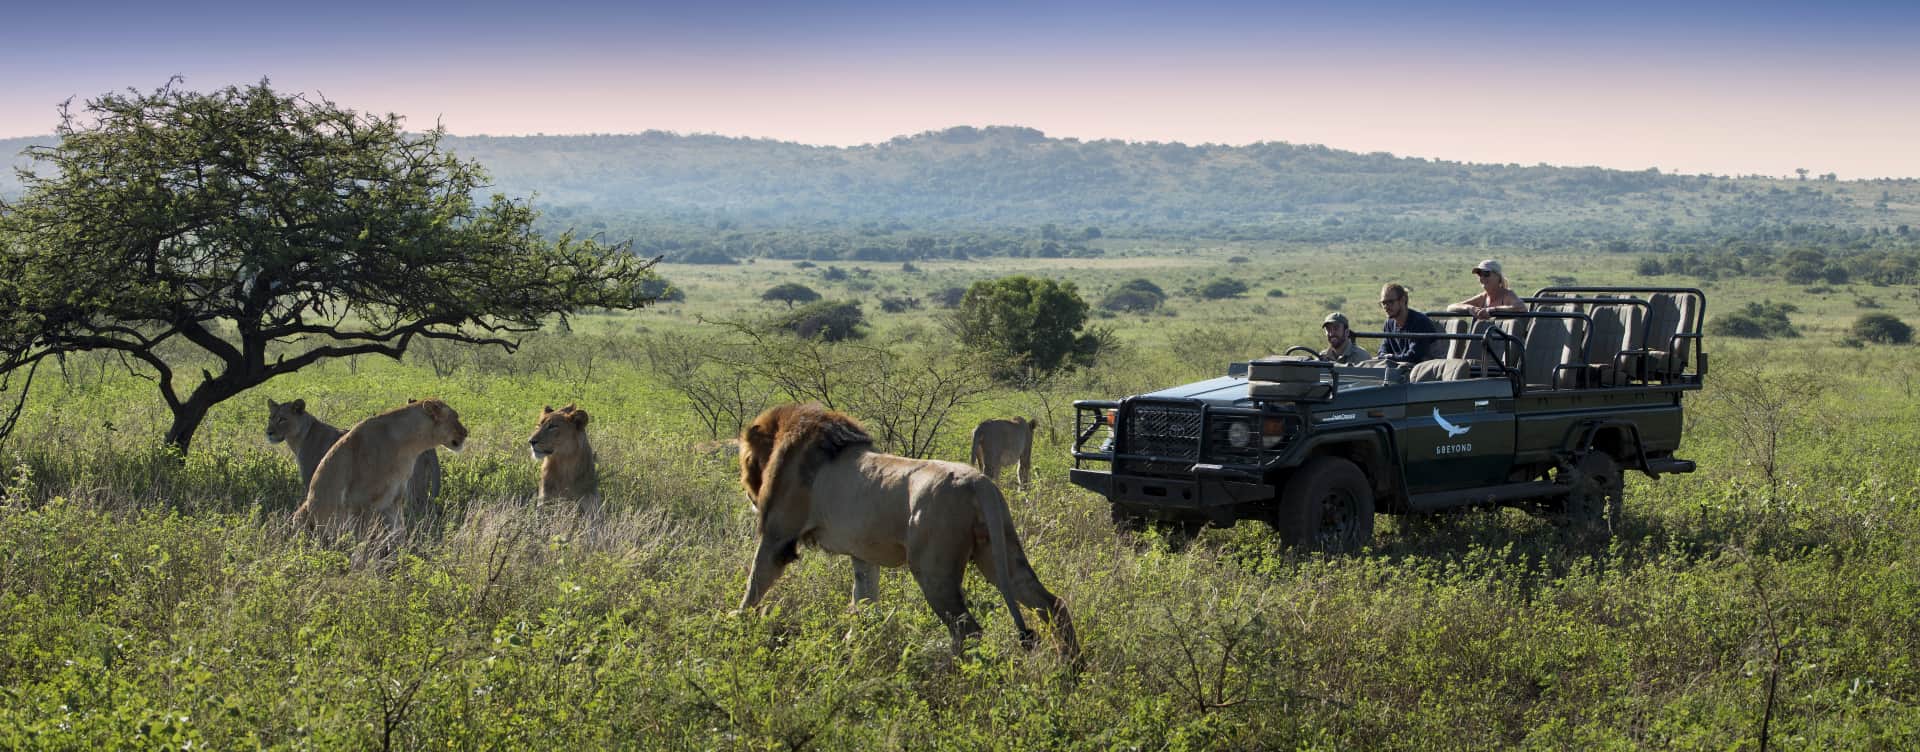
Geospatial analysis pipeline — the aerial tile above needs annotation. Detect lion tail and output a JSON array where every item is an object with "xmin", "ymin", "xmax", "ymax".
[{"xmin": 970, "ymin": 474, "xmax": 1034, "ymax": 641}]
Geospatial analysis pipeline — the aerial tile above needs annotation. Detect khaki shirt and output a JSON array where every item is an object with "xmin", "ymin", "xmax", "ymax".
[{"xmin": 1321, "ymin": 340, "xmax": 1371, "ymax": 365}]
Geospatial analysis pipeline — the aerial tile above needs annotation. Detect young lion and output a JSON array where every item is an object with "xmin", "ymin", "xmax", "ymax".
[
  {"xmin": 266, "ymin": 398, "xmax": 443, "ymax": 511},
  {"xmin": 293, "ymin": 399, "xmax": 468, "ymax": 532},
  {"xmin": 529, "ymin": 404, "xmax": 600, "ymax": 508},
  {"xmin": 969, "ymin": 416, "xmax": 1036, "ymax": 489},
  {"xmin": 738, "ymin": 403, "xmax": 1078, "ymax": 659}
]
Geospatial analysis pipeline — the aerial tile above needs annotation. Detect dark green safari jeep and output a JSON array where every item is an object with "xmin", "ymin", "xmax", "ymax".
[{"xmin": 1070, "ymin": 286, "xmax": 1707, "ymax": 551}]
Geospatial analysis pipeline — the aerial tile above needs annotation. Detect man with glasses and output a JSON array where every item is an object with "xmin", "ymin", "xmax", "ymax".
[{"xmin": 1378, "ymin": 282, "xmax": 1437, "ymax": 365}]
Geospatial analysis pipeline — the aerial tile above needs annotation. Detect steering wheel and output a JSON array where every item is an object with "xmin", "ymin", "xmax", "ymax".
[{"xmin": 1284, "ymin": 346, "xmax": 1322, "ymax": 359}]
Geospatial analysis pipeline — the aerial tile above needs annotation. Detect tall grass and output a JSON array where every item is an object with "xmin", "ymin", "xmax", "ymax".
[{"xmin": 4, "ymin": 248, "xmax": 1920, "ymax": 748}]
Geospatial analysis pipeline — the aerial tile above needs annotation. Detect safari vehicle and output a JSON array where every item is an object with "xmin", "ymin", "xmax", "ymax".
[{"xmin": 1069, "ymin": 286, "xmax": 1707, "ymax": 551}]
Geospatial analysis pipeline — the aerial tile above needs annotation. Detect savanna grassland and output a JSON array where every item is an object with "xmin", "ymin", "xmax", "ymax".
[{"xmin": 4, "ymin": 245, "xmax": 1919, "ymax": 750}]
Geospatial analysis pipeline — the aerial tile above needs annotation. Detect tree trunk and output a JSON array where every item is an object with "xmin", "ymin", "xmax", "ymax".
[{"xmin": 163, "ymin": 402, "xmax": 210, "ymax": 457}]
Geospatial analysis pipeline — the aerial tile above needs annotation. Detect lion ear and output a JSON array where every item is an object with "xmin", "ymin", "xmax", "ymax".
[
  {"xmin": 543, "ymin": 405, "xmax": 555, "ymax": 415},
  {"xmin": 290, "ymin": 399, "xmax": 306, "ymax": 414},
  {"xmin": 408, "ymin": 397, "xmax": 418, "ymax": 404},
  {"xmin": 561, "ymin": 403, "xmax": 578, "ymax": 414},
  {"xmin": 267, "ymin": 397, "xmax": 279, "ymax": 410},
  {"xmin": 566, "ymin": 409, "xmax": 589, "ymax": 428},
  {"xmin": 419, "ymin": 400, "xmax": 445, "ymax": 419}
]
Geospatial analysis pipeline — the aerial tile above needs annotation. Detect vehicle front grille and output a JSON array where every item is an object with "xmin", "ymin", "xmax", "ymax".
[{"xmin": 1123, "ymin": 402, "xmax": 1201, "ymax": 475}]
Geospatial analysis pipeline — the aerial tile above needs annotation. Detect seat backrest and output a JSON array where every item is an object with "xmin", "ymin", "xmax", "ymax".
[
  {"xmin": 1442, "ymin": 317, "xmax": 1471, "ymax": 360},
  {"xmin": 1586, "ymin": 301, "xmax": 1631, "ymax": 367},
  {"xmin": 1521, "ymin": 316, "xmax": 1582, "ymax": 387},
  {"xmin": 1643, "ymin": 293, "xmax": 1684, "ymax": 354}
]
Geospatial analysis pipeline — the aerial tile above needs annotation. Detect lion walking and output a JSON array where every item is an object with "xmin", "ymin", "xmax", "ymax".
[{"xmin": 737, "ymin": 403, "xmax": 1077, "ymax": 658}]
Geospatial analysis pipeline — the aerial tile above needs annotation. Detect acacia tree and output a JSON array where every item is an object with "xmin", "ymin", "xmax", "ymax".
[{"xmin": 0, "ymin": 81, "xmax": 661, "ymax": 454}]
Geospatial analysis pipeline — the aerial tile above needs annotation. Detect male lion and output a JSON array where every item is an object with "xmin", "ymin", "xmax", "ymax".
[
  {"xmin": 969, "ymin": 416, "xmax": 1036, "ymax": 489},
  {"xmin": 293, "ymin": 398, "xmax": 468, "ymax": 532},
  {"xmin": 267, "ymin": 398, "xmax": 442, "ymax": 511},
  {"xmin": 530, "ymin": 404, "xmax": 600, "ymax": 508},
  {"xmin": 738, "ymin": 403, "xmax": 1077, "ymax": 658}
]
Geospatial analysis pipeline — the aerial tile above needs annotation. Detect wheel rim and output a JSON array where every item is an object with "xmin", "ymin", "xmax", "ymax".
[{"xmin": 1317, "ymin": 489, "xmax": 1357, "ymax": 546}]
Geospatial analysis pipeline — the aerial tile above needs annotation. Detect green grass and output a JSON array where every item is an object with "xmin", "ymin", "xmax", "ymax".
[{"xmin": 4, "ymin": 245, "xmax": 1919, "ymax": 749}]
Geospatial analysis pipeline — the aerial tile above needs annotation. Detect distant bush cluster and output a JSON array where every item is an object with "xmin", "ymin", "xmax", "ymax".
[{"xmin": 1709, "ymin": 301, "xmax": 1800, "ymax": 339}]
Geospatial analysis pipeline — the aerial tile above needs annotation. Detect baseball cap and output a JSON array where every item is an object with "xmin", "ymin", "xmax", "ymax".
[
  {"xmin": 1322, "ymin": 312, "xmax": 1349, "ymax": 328},
  {"xmin": 1473, "ymin": 259, "xmax": 1503, "ymax": 275}
]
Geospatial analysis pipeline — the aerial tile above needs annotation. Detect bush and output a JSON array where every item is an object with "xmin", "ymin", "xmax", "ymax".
[
  {"xmin": 1199, "ymin": 278, "xmax": 1250, "ymax": 300},
  {"xmin": 1265, "ymin": 288, "xmax": 1286, "ymax": 298},
  {"xmin": 1708, "ymin": 301, "xmax": 1799, "ymax": 339},
  {"xmin": 774, "ymin": 300, "xmax": 865, "ymax": 341},
  {"xmin": 1850, "ymin": 313, "xmax": 1913, "ymax": 344},
  {"xmin": 1102, "ymin": 279, "xmax": 1168, "ymax": 313}
]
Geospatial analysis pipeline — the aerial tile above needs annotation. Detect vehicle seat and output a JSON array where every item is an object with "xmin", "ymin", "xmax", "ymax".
[
  {"xmin": 1409, "ymin": 358, "xmax": 1477, "ymax": 383},
  {"xmin": 1584, "ymin": 299, "xmax": 1643, "ymax": 386},
  {"xmin": 1620, "ymin": 293, "xmax": 1694, "ymax": 381},
  {"xmin": 1520, "ymin": 315, "xmax": 1585, "ymax": 388}
]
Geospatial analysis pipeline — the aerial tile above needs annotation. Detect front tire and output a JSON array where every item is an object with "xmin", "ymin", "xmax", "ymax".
[{"xmin": 1278, "ymin": 456, "xmax": 1376, "ymax": 553}]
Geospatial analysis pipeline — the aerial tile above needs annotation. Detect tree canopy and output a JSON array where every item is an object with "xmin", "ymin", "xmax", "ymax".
[
  {"xmin": 760, "ymin": 282, "xmax": 822, "ymax": 308},
  {"xmin": 951, "ymin": 276, "xmax": 1104, "ymax": 382},
  {"xmin": 0, "ymin": 80, "xmax": 661, "ymax": 453}
]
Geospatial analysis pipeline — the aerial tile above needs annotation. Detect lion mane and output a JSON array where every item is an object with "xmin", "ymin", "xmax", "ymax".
[{"xmin": 735, "ymin": 402, "xmax": 1077, "ymax": 659}]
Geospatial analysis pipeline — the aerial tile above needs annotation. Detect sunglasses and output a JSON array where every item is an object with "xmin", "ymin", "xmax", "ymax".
[
  {"xmin": 1379, "ymin": 297, "xmax": 1404, "ymax": 307},
  {"xmin": 1473, "ymin": 269, "xmax": 1493, "ymax": 277}
]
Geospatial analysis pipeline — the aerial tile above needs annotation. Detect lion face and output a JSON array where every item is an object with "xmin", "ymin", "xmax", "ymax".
[
  {"xmin": 530, "ymin": 404, "xmax": 589, "ymax": 461},
  {"xmin": 413, "ymin": 398, "xmax": 469, "ymax": 453},
  {"xmin": 265, "ymin": 398, "xmax": 311, "ymax": 444}
]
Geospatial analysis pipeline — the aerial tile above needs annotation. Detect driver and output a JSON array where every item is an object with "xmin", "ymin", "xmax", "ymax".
[{"xmin": 1319, "ymin": 312, "xmax": 1370, "ymax": 364}]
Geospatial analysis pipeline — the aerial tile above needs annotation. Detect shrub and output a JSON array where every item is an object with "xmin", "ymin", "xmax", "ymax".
[
  {"xmin": 774, "ymin": 300, "xmax": 865, "ymax": 341},
  {"xmin": 1850, "ymin": 313, "xmax": 1913, "ymax": 344},
  {"xmin": 1199, "ymin": 278, "xmax": 1249, "ymax": 300},
  {"xmin": 1708, "ymin": 301, "xmax": 1799, "ymax": 339}
]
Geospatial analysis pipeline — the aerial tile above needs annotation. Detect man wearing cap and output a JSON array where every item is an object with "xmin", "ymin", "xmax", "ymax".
[
  {"xmin": 1448, "ymin": 259, "xmax": 1525, "ymax": 321},
  {"xmin": 1378, "ymin": 282, "xmax": 1439, "ymax": 365},
  {"xmin": 1319, "ymin": 312, "xmax": 1371, "ymax": 365}
]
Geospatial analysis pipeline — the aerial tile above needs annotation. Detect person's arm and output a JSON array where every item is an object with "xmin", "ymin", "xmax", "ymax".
[{"xmin": 1447, "ymin": 292, "xmax": 1490, "ymax": 313}]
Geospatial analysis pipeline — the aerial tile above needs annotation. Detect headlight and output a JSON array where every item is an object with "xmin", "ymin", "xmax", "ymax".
[{"xmin": 1227, "ymin": 421, "xmax": 1253, "ymax": 448}]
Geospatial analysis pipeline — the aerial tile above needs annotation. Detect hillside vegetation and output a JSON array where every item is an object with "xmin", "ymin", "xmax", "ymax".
[{"xmin": 9, "ymin": 128, "xmax": 1920, "ymax": 257}]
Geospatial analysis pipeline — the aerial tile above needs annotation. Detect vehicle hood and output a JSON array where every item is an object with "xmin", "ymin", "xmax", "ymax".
[{"xmin": 1139, "ymin": 376, "xmax": 1252, "ymax": 406}]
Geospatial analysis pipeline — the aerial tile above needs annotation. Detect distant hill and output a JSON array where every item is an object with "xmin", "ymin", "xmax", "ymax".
[{"xmin": 8, "ymin": 127, "xmax": 1919, "ymax": 254}]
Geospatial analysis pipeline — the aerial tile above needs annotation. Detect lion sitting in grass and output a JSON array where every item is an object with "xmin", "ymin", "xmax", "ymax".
[
  {"xmin": 293, "ymin": 399, "xmax": 468, "ymax": 532},
  {"xmin": 267, "ymin": 398, "xmax": 442, "ymax": 512},
  {"xmin": 529, "ymin": 404, "xmax": 600, "ymax": 509},
  {"xmin": 737, "ymin": 402, "xmax": 1077, "ymax": 659}
]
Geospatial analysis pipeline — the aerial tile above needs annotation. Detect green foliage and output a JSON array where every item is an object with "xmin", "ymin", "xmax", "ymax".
[
  {"xmin": 1708, "ymin": 301, "xmax": 1800, "ymax": 339},
  {"xmin": 953, "ymin": 276, "xmax": 1105, "ymax": 383},
  {"xmin": 759, "ymin": 282, "xmax": 821, "ymax": 307},
  {"xmin": 773, "ymin": 300, "xmax": 866, "ymax": 342},
  {"xmin": 3, "ymin": 238, "xmax": 1920, "ymax": 749},
  {"xmin": 1101, "ymin": 279, "xmax": 1168, "ymax": 313},
  {"xmin": 0, "ymin": 80, "xmax": 659, "ymax": 453},
  {"xmin": 1851, "ymin": 313, "xmax": 1913, "ymax": 344},
  {"xmin": 1199, "ymin": 278, "xmax": 1250, "ymax": 300}
]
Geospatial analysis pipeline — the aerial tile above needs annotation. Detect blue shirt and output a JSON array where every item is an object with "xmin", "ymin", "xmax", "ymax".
[{"xmin": 1381, "ymin": 310, "xmax": 1439, "ymax": 364}]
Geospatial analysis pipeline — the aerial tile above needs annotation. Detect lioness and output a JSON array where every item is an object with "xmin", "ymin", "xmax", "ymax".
[
  {"xmin": 293, "ymin": 398, "xmax": 468, "ymax": 532},
  {"xmin": 969, "ymin": 416, "xmax": 1036, "ymax": 489},
  {"xmin": 267, "ymin": 398, "xmax": 442, "ymax": 510},
  {"xmin": 530, "ymin": 404, "xmax": 600, "ymax": 508},
  {"xmin": 738, "ymin": 403, "xmax": 1077, "ymax": 658}
]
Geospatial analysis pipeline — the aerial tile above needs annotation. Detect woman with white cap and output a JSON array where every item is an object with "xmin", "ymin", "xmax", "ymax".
[{"xmin": 1448, "ymin": 259, "xmax": 1524, "ymax": 321}]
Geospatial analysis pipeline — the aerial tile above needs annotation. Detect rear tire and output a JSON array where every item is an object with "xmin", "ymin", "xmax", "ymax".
[
  {"xmin": 1278, "ymin": 456, "xmax": 1376, "ymax": 554},
  {"xmin": 1557, "ymin": 452, "xmax": 1624, "ymax": 536}
]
